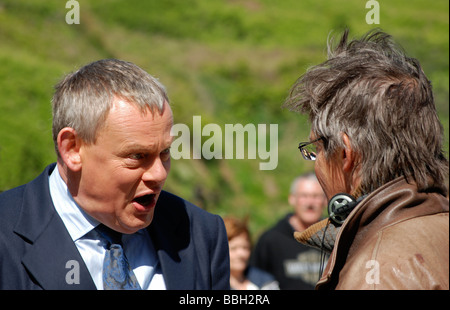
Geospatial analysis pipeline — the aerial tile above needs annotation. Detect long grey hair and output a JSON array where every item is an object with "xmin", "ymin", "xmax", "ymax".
[{"xmin": 285, "ymin": 29, "xmax": 448, "ymax": 196}]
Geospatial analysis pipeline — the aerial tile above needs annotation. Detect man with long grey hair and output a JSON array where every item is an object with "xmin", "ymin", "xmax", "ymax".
[
  {"xmin": 0, "ymin": 59, "xmax": 230, "ymax": 290},
  {"xmin": 287, "ymin": 30, "xmax": 449, "ymax": 289}
]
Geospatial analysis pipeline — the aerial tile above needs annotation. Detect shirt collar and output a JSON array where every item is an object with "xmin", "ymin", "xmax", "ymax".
[{"xmin": 49, "ymin": 166, "xmax": 99, "ymax": 242}]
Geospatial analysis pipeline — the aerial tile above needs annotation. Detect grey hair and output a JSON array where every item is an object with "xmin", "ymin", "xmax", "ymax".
[
  {"xmin": 285, "ymin": 29, "xmax": 448, "ymax": 195},
  {"xmin": 51, "ymin": 59, "xmax": 169, "ymax": 156},
  {"xmin": 289, "ymin": 172, "xmax": 319, "ymax": 195}
]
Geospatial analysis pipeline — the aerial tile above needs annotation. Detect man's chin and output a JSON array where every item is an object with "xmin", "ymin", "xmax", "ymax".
[{"xmin": 117, "ymin": 211, "xmax": 154, "ymax": 234}]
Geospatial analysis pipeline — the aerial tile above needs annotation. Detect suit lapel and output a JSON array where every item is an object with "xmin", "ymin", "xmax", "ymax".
[
  {"xmin": 14, "ymin": 164, "xmax": 96, "ymax": 290},
  {"xmin": 148, "ymin": 191, "xmax": 195, "ymax": 289},
  {"xmin": 21, "ymin": 213, "xmax": 95, "ymax": 289}
]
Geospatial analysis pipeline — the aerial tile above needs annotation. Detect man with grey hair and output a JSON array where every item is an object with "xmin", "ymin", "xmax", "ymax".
[
  {"xmin": 287, "ymin": 30, "xmax": 449, "ymax": 289},
  {"xmin": 0, "ymin": 59, "xmax": 230, "ymax": 290},
  {"xmin": 250, "ymin": 172, "xmax": 327, "ymax": 289}
]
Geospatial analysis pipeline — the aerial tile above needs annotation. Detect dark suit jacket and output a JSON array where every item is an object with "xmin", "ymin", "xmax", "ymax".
[{"xmin": 0, "ymin": 164, "xmax": 230, "ymax": 290}]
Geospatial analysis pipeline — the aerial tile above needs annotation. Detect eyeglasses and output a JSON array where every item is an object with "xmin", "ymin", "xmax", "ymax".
[{"xmin": 298, "ymin": 137, "xmax": 323, "ymax": 161}]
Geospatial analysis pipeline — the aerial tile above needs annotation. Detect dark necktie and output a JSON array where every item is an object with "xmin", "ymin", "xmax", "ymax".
[{"xmin": 95, "ymin": 224, "xmax": 142, "ymax": 290}]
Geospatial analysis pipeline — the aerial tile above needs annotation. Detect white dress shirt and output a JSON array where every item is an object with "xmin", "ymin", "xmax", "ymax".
[{"xmin": 48, "ymin": 166, "xmax": 166, "ymax": 290}]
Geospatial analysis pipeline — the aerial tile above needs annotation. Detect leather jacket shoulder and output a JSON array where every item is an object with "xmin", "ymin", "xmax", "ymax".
[{"xmin": 316, "ymin": 177, "xmax": 449, "ymax": 290}]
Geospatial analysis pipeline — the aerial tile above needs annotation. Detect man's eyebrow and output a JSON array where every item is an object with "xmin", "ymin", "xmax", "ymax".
[
  {"xmin": 121, "ymin": 139, "xmax": 173, "ymax": 153},
  {"xmin": 117, "ymin": 143, "xmax": 155, "ymax": 155},
  {"xmin": 164, "ymin": 136, "xmax": 175, "ymax": 148}
]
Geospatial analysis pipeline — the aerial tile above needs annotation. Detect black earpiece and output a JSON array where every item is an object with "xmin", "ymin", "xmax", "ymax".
[{"xmin": 327, "ymin": 193, "xmax": 367, "ymax": 225}]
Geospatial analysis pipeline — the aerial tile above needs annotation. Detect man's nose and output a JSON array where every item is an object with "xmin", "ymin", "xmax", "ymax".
[{"xmin": 142, "ymin": 157, "xmax": 170, "ymax": 184}]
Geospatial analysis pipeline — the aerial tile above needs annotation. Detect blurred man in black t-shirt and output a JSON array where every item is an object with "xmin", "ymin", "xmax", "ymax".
[{"xmin": 250, "ymin": 173, "xmax": 327, "ymax": 289}]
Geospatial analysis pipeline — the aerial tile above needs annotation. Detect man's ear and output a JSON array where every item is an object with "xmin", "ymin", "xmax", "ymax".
[
  {"xmin": 288, "ymin": 194, "xmax": 295, "ymax": 207},
  {"xmin": 57, "ymin": 127, "xmax": 82, "ymax": 171},
  {"xmin": 341, "ymin": 133, "xmax": 363, "ymax": 196},
  {"xmin": 341, "ymin": 133, "xmax": 355, "ymax": 173}
]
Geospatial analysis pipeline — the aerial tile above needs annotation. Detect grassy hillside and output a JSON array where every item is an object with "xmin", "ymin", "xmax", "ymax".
[{"xmin": 0, "ymin": 0, "xmax": 448, "ymax": 238}]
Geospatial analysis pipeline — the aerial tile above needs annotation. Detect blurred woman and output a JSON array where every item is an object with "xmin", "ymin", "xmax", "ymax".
[{"xmin": 223, "ymin": 216, "xmax": 279, "ymax": 290}]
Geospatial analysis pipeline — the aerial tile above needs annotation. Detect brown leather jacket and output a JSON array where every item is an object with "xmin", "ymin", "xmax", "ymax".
[{"xmin": 316, "ymin": 177, "xmax": 449, "ymax": 290}]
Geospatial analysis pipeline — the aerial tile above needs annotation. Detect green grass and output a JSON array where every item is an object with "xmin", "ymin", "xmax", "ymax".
[{"xmin": 0, "ymin": 0, "xmax": 448, "ymax": 239}]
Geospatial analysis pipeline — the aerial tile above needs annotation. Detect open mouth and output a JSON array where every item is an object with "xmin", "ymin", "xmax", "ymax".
[{"xmin": 133, "ymin": 194, "xmax": 156, "ymax": 207}]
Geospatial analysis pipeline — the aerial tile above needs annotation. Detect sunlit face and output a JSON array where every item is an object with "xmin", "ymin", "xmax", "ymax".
[
  {"xmin": 228, "ymin": 233, "xmax": 251, "ymax": 275},
  {"xmin": 289, "ymin": 179, "xmax": 326, "ymax": 225},
  {"xmin": 74, "ymin": 98, "xmax": 173, "ymax": 234}
]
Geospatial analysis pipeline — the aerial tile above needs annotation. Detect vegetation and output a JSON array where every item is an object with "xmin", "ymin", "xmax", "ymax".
[{"xmin": 0, "ymin": 0, "xmax": 448, "ymax": 238}]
